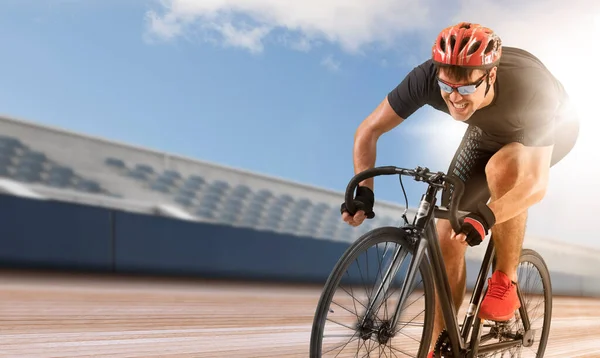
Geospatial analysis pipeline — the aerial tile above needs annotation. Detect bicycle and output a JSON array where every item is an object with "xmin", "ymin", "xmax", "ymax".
[{"xmin": 309, "ymin": 165, "xmax": 552, "ymax": 357}]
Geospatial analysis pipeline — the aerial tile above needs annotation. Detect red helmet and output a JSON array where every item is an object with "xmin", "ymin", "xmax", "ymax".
[{"xmin": 432, "ymin": 22, "xmax": 502, "ymax": 69}]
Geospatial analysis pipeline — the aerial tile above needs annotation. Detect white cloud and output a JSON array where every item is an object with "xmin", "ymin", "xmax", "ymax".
[
  {"xmin": 214, "ymin": 22, "xmax": 270, "ymax": 53},
  {"xmin": 321, "ymin": 55, "xmax": 340, "ymax": 72},
  {"xmin": 143, "ymin": 0, "xmax": 441, "ymax": 54}
]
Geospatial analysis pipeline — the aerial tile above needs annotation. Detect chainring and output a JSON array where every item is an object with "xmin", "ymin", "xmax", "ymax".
[{"xmin": 433, "ymin": 329, "xmax": 453, "ymax": 358}]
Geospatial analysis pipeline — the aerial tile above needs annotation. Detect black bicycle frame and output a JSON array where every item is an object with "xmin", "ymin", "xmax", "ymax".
[
  {"xmin": 344, "ymin": 166, "xmax": 532, "ymax": 357},
  {"xmin": 428, "ymin": 195, "xmax": 532, "ymax": 356},
  {"xmin": 417, "ymin": 181, "xmax": 469, "ymax": 356}
]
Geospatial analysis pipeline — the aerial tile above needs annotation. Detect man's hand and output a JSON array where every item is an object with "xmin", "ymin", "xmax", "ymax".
[
  {"xmin": 341, "ymin": 186, "xmax": 375, "ymax": 227},
  {"xmin": 451, "ymin": 203, "xmax": 496, "ymax": 246},
  {"xmin": 342, "ymin": 209, "xmax": 366, "ymax": 227}
]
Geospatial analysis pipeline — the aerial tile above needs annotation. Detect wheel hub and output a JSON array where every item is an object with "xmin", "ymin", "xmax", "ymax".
[
  {"xmin": 357, "ymin": 317, "xmax": 374, "ymax": 341},
  {"xmin": 356, "ymin": 318, "xmax": 397, "ymax": 344},
  {"xmin": 377, "ymin": 321, "xmax": 393, "ymax": 345},
  {"xmin": 522, "ymin": 329, "xmax": 535, "ymax": 347}
]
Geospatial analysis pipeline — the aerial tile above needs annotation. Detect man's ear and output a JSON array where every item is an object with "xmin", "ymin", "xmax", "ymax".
[{"xmin": 488, "ymin": 66, "xmax": 498, "ymax": 84}]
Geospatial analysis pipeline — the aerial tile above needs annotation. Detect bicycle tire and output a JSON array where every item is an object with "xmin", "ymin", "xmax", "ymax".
[
  {"xmin": 470, "ymin": 248, "xmax": 553, "ymax": 357},
  {"xmin": 309, "ymin": 226, "xmax": 435, "ymax": 358}
]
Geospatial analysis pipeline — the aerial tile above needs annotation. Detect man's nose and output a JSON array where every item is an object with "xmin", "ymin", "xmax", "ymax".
[{"xmin": 449, "ymin": 90, "xmax": 463, "ymax": 102}]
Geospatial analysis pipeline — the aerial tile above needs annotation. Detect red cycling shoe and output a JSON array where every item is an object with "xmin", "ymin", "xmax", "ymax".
[{"xmin": 478, "ymin": 270, "xmax": 521, "ymax": 321}]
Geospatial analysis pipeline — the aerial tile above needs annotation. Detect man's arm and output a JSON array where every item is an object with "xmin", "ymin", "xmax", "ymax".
[
  {"xmin": 343, "ymin": 60, "xmax": 436, "ymax": 226},
  {"xmin": 342, "ymin": 97, "xmax": 404, "ymax": 227},
  {"xmin": 353, "ymin": 96, "xmax": 405, "ymax": 190},
  {"xmin": 487, "ymin": 143, "xmax": 553, "ymax": 225},
  {"xmin": 354, "ymin": 60, "xmax": 437, "ymax": 190}
]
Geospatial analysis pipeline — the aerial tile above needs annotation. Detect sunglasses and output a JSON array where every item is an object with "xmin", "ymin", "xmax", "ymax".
[{"xmin": 437, "ymin": 74, "xmax": 487, "ymax": 95}]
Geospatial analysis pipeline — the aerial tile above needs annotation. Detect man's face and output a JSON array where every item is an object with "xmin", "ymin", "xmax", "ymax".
[{"xmin": 437, "ymin": 67, "xmax": 496, "ymax": 121}]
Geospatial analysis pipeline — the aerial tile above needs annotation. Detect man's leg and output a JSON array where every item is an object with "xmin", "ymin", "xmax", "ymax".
[
  {"xmin": 490, "ymin": 212, "xmax": 527, "ymax": 282},
  {"xmin": 478, "ymin": 142, "xmax": 530, "ymax": 321},
  {"xmin": 477, "ymin": 112, "xmax": 579, "ymax": 321},
  {"xmin": 488, "ymin": 143, "xmax": 529, "ymax": 280}
]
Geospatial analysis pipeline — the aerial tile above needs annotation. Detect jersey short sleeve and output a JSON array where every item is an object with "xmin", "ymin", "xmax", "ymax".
[
  {"xmin": 519, "ymin": 72, "xmax": 562, "ymax": 147},
  {"xmin": 387, "ymin": 60, "xmax": 438, "ymax": 119}
]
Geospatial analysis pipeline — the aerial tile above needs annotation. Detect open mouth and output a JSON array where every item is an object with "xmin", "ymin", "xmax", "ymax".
[{"xmin": 451, "ymin": 101, "xmax": 468, "ymax": 112}]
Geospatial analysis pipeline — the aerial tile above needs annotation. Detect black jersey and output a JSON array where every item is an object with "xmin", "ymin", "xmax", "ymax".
[{"xmin": 387, "ymin": 46, "xmax": 571, "ymax": 147}]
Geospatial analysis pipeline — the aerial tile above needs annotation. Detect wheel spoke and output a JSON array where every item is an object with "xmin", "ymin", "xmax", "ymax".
[{"xmin": 309, "ymin": 227, "xmax": 434, "ymax": 357}]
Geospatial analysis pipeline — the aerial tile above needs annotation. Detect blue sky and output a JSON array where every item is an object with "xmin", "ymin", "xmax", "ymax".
[
  {"xmin": 1, "ymin": 0, "xmax": 600, "ymax": 248},
  {"xmin": 0, "ymin": 0, "xmax": 456, "ymax": 203}
]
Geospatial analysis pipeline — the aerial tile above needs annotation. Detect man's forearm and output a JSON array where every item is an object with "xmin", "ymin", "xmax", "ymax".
[
  {"xmin": 353, "ymin": 131, "xmax": 378, "ymax": 190},
  {"xmin": 487, "ymin": 176, "xmax": 547, "ymax": 225}
]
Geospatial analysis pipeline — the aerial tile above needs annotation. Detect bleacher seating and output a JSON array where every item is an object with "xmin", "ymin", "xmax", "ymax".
[
  {"xmin": 0, "ymin": 135, "xmax": 110, "ymax": 195},
  {"xmin": 100, "ymin": 158, "xmax": 406, "ymax": 240},
  {"xmin": 0, "ymin": 118, "xmax": 410, "ymax": 243}
]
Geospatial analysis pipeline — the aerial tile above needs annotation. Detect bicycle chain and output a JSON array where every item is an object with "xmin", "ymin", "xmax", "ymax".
[{"xmin": 433, "ymin": 329, "xmax": 453, "ymax": 358}]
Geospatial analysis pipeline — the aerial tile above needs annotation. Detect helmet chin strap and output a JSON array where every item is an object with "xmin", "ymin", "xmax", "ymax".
[{"xmin": 484, "ymin": 69, "xmax": 492, "ymax": 97}]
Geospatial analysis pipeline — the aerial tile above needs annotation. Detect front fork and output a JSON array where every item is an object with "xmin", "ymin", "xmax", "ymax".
[{"xmin": 359, "ymin": 230, "xmax": 426, "ymax": 334}]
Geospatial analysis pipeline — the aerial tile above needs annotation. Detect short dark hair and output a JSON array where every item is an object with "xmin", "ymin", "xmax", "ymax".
[{"xmin": 434, "ymin": 64, "xmax": 476, "ymax": 83}]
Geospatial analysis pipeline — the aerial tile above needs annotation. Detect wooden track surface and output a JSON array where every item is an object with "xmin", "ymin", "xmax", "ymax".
[{"xmin": 1, "ymin": 270, "xmax": 600, "ymax": 357}]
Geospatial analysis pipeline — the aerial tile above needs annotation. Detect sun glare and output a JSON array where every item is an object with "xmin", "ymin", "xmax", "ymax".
[{"xmin": 535, "ymin": 16, "xmax": 600, "ymax": 174}]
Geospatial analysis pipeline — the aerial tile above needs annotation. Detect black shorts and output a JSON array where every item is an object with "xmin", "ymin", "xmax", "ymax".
[{"xmin": 440, "ymin": 111, "xmax": 580, "ymax": 213}]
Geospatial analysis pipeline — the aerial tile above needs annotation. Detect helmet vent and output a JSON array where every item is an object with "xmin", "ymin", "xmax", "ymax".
[
  {"xmin": 459, "ymin": 37, "xmax": 470, "ymax": 53},
  {"xmin": 440, "ymin": 37, "xmax": 446, "ymax": 52},
  {"xmin": 467, "ymin": 41, "xmax": 481, "ymax": 55},
  {"xmin": 484, "ymin": 40, "xmax": 496, "ymax": 55}
]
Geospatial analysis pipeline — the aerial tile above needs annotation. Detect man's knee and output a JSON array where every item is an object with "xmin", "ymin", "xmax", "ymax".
[
  {"xmin": 436, "ymin": 219, "xmax": 452, "ymax": 240},
  {"xmin": 436, "ymin": 219, "xmax": 467, "ymax": 258},
  {"xmin": 485, "ymin": 142, "xmax": 523, "ymax": 198}
]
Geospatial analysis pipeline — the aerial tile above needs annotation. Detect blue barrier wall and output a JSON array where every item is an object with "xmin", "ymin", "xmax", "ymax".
[
  {"xmin": 113, "ymin": 211, "xmax": 349, "ymax": 282},
  {"xmin": 0, "ymin": 194, "xmax": 113, "ymax": 271},
  {"xmin": 0, "ymin": 193, "xmax": 597, "ymax": 297},
  {"xmin": 0, "ymin": 194, "xmax": 352, "ymax": 283}
]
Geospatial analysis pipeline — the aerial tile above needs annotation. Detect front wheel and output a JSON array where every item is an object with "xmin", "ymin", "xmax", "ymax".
[{"xmin": 309, "ymin": 226, "xmax": 435, "ymax": 358}]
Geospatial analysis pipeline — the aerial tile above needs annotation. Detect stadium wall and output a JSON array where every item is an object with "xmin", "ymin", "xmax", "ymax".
[{"xmin": 1, "ymin": 193, "xmax": 598, "ymax": 297}]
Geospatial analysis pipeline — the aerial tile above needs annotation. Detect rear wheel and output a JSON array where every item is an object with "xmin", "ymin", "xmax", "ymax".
[
  {"xmin": 470, "ymin": 248, "xmax": 552, "ymax": 357},
  {"xmin": 310, "ymin": 226, "xmax": 435, "ymax": 357}
]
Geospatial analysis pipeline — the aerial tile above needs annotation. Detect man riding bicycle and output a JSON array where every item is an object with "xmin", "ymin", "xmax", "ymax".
[{"xmin": 341, "ymin": 22, "xmax": 579, "ymax": 357}]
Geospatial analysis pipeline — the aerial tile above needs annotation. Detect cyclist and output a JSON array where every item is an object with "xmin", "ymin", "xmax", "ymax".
[{"xmin": 341, "ymin": 22, "xmax": 579, "ymax": 356}]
